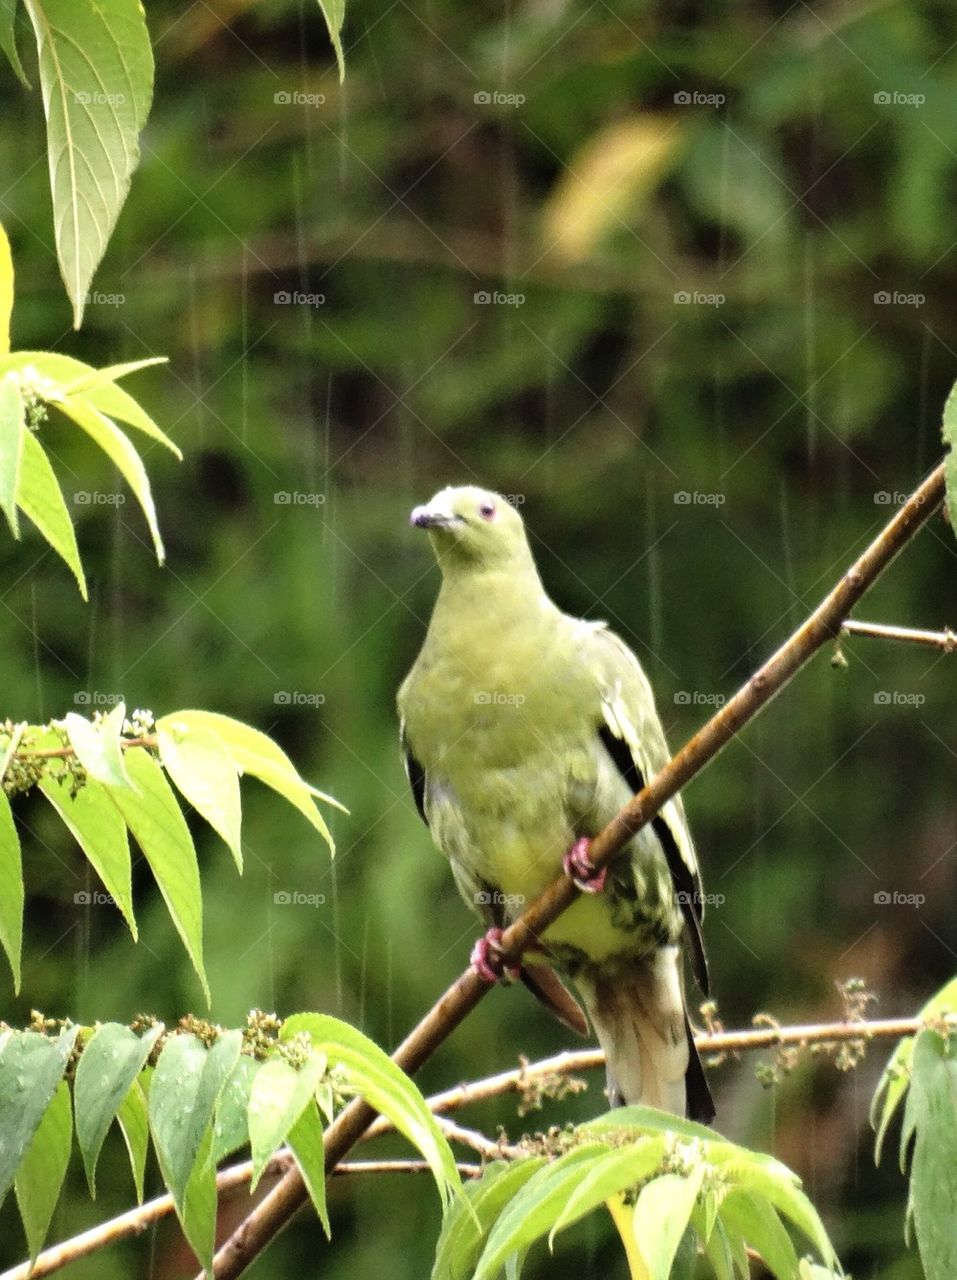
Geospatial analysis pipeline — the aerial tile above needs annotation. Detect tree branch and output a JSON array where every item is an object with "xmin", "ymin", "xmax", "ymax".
[
  {"xmin": 204, "ymin": 460, "xmax": 947, "ymax": 1279},
  {"xmin": 840, "ymin": 618, "xmax": 956, "ymax": 651},
  {"xmin": 9, "ymin": 1012, "xmax": 954, "ymax": 1280}
]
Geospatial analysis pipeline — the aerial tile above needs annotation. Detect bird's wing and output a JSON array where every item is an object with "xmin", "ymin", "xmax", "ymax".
[
  {"xmin": 583, "ymin": 622, "xmax": 710, "ymax": 995},
  {"xmin": 398, "ymin": 712, "xmax": 588, "ymax": 1034}
]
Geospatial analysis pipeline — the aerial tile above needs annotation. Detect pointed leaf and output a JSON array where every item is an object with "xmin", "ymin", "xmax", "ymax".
[
  {"xmin": 180, "ymin": 1126, "xmax": 217, "ymax": 1276},
  {"xmin": 149, "ymin": 1031, "xmax": 241, "ymax": 1210},
  {"xmin": 902, "ymin": 1029, "xmax": 957, "ymax": 1280},
  {"xmin": 21, "ymin": 0, "xmax": 154, "ymax": 327},
  {"xmin": 582, "ymin": 1104, "xmax": 716, "ymax": 1144},
  {"xmin": 0, "ymin": 222, "xmax": 11, "ymax": 352},
  {"xmin": 281, "ymin": 1012, "xmax": 458, "ymax": 1205},
  {"xmin": 63, "ymin": 702, "xmax": 131, "ymax": 790},
  {"xmin": 0, "ymin": 1027, "xmax": 77, "ymax": 1202},
  {"xmin": 632, "ymin": 1167, "xmax": 705, "ymax": 1280},
  {"xmin": 0, "ymin": 789, "xmax": 22, "ymax": 990},
  {"xmin": 54, "ymin": 397, "xmax": 164, "ymax": 561},
  {"xmin": 211, "ymin": 1054, "xmax": 260, "ymax": 1164},
  {"xmin": 0, "ymin": 0, "xmax": 29, "ymax": 87},
  {"xmin": 432, "ymin": 1159, "xmax": 546, "ymax": 1280},
  {"xmin": 160, "ymin": 710, "xmax": 343, "ymax": 852},
  {"xmin": 157, "ymin": 723, "xmax": 243, "ymax": 871},
  {"xmin": 74, "ymin": 1021, "xmax": 162, "ymax": 1194},
  {"xmin": 14, "ymin": 1080, "xmax": 72, "ymax": 1263},
  {"xmin": 39, "ymin": 773, "xmax": 135, "ymax": 937},
  {"xmin": 287, "ymin": 1099, "xmax": 330, "ymax": 1237},
  {"xmin": 105, "ymin": 749, "xmax": 208, "ymax": 1001},
  {"xmin": 116, "ymin": 1074, "xmax": 150, "ymax": 1203},
  {"xmin": 248, "ymin": 1050, "xmax": 328, "ymax": 1190},
  {"xmin": 316, "ymin": 0, "xmax": 345, "ymax": 82},
  {"xmin": 718, "ymin": 1188, "xmax": 798, "ymax": 1280},
  {"xmin": 15, "ymin": 427, "xmax": 86, "ymax": 598},
  {"xmin": 0, "ymin": 374, "xmax": 24, "ymax": 535},
  {"xmin": 703, "ymin": 1216, "xmax": 735, "ymax": 1280}
]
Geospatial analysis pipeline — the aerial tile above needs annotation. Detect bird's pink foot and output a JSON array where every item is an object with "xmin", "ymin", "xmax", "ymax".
[
  {"xmin": 563, "ymin": 837, "xmax": 607, "ymax": 893},
  {"xmin": 470, "ymin": 927, "xmax": 520, "ymax": 984}
]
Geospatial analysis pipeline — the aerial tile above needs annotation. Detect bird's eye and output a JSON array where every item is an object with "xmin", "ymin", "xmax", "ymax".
[{"xmin": 478, "ymin": 501, "xmax": 496, "ymax": 521}]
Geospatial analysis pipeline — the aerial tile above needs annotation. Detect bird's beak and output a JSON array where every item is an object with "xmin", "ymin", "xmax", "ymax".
[{"xmin": 409, "ymin": 502, "xmax": 462, "ymax": 530}]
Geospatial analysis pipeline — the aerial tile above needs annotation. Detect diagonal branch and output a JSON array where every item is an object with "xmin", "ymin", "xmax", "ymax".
[{"xmin": 208, "ymin": 463, "xmax": 947, "ymax": 1277}]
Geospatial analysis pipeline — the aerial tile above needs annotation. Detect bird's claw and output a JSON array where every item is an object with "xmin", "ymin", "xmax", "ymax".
[
  {"xmin": 563, "ymin": 837, "xmax": 607, "ymax": 893},
  {"xmin": 470, "ymin": 927, "xmax": 520, "ymax": 984}
]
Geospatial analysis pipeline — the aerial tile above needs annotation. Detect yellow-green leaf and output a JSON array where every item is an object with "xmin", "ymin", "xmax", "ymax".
[
  {"xmin": 64, "ymin": 702, "xmax": 132, "ymax": 790},
  {"xmin": 14, "ymin": 1080, "xmax": 72, "ymax": 1263},
  {"xmin": 0, "ymin": 789, "xmax": 23, "ymax": 990},
  {"xmin": 157, "ymin": 722, "xmax": 243, "ymax": 872},
  {"xmin": 0, "ymin": 0, "xmax": 29, "ymax": 88},
  {"xmin": 247, "ymin": 1050, "xmax": 327, "ymax": 1190},
  {"xmin": 316, "ymin": 0, "xmax": 345, "ymax": 82},
  {"xmin": 16, "ymin": 427, "xmax": 87, "ymax": 598},
  {"xmin": 0, "ymin": 374, "xmax": 24, "ymax": 536},
  {"xmin": 0, "ymin": 221, "xmax": 13, "ymax": 352}
]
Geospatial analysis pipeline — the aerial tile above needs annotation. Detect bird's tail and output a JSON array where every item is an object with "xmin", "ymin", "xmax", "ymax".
[{"xmin": 577, "ymin": 945, "xmax": 715, "ymax": 1123}]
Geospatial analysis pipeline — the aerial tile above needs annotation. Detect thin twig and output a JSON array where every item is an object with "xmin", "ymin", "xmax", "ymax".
[
  {"xmin": 206, "ymin": 461, "xmax": 947, "ymax": 1279},
  {"xmin": 9, "ymin": 1012, "xmax": 951, "ymax": 1280},
  {"xmin": 841, "ymin": 619, "xmax": 956, "ymax": 651}
]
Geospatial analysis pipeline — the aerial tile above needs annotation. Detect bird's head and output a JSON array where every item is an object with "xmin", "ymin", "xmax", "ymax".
[{"xmin": 409, "ymin": 485, "xmax": 532, "ymax": 571}]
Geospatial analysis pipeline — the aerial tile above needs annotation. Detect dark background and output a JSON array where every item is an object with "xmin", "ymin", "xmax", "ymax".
[{"xmin": 0, "ymin": 0, "xmax": 955, "ymax": 1275}]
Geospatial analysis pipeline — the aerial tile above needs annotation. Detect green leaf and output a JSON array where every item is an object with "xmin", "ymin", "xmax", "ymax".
[
  {"xmin": 54, "ymin": 396, "xmax": 165, "ymax": 562},
  {"xmin": 872, "ymin": 976, "xmax": 957, "ymax": 1165},
  {"xmin": 902, "ymin": 1029, "xmax": 957, "ymax": 1280},
  {"xmin": 160, "ymin": 710, "xmax": 343, "ymax": 852},
  {"xmin": 0, "ymin": 0, "xmax": 29, "ymax": 87},
  {"xmin": 74, "ymin": 1021, "xmax": 163, "ymax": 1194},
  {"xmin": 149, "ymin": 1031, "xmax": 242, "ymax": 1210},
  {"xmin": 472, "ymin": 1145, "xmax": 610, "ymax": 1280},
  {"xmin": 287, "ymin": 1100, "xmax": 330, "ymax": 1237},
  {"xmin": 14, "ymin": 1080, "xmax": 72, "ymax": 1262},
  {"xmin": 248, "ymin": 1050, "xmax": 327, "ymax": 1190},
  {"xmin": 157, "ymin": 722, "xmax": 243, "ymax": 872},
  {"xmin": 106, "ymin": 748, "xmax": 209, "ymax": 1000},
  {"xmin": 0, "ymin": 722, "xmax": 24, "ymax": 787},
  {"xmin": 582, "ymin": 1105, "xmax": 717, "ymax": 1144},
  {"xmin": 39, "ymin": 773, "xmax": 135, "ymax": 938},
  {"xmin": 0, "ymin": 1027, "xmax": 77, "ymax": 1202},
  {"xmin": 181, "ymin": 1126, "xmax": 217, "ymax": 1276},
  {"xmin": 702, "ymin": 1215, "xmax": 735, "ymax": 1280},
  {"xmin": 15, "ymin": 427, "xmax": 86, "ymax": 598},
  {"xmin": 0, "ymin": 351, "xmax": 176, "ymax": 454},
  {"xmin": 211, "ymin": 1054, "xmax": 260, "ymax": 1164},
  {"xmin": 316, "ymin": 0, "xmax": 345, "ymax": 82},
  {"xmin": 0, "ymin": 789, "xmax": 22, "ymax": 990},
  {"xmin": 116, "ymin": 1074, "xmax": 150, "ymax": 1203},
  {"xmin": 63, "ymin": 701, "xmax": 132, "ymax": 790},
  {"xmin": 943, "ymin": 378, "xmax": 957, "ymax": 540},
  {"xmin": 632, "ymin": 1167, "xmax": 705, "ymax": 1280},
  {"xmin": 718, "ymin": 1188, "xmax": 798, "ymax": 1280},
  {"xmin": 549, "ymin": 1136, "xmax": 667, "ymax": 1245},
  {"xmin": 21, "ymin": 0, "xmax": 154, "ymax": 327},
  {"xmin": 0, "ymin": 374, "xmax": 24, "ymax": 535},
  {"xmin": 432, "ymin": 1159, "xmax": 547, "ymax": 1280},
  {"xmin": 281, "ymin": 1013, "xmax": 458, "ymax": 1207}
]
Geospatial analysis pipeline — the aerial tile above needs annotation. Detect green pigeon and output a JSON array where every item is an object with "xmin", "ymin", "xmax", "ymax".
[{"xmin": 397, "ymin": 485, "xmax": 714, "ymax": 1122}]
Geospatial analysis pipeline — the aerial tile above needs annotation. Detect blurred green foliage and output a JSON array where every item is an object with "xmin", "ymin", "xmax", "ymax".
[{"xmin": 0, "ymin": 0, "xmax": 955, "ymax": 1275}]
